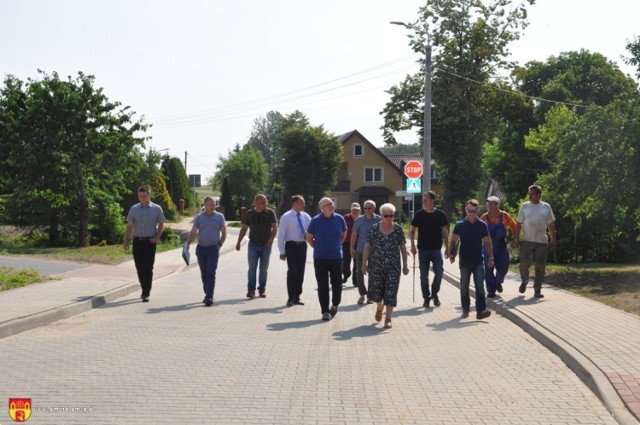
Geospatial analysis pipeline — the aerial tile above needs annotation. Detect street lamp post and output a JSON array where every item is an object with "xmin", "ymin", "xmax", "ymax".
[{"xmin": 390, "ymin": 21, "xmax": 432, "ymax": 192}]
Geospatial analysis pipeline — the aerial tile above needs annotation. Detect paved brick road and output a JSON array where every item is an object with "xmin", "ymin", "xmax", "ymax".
[{"xmin": 0, "ymin": 248, "xmax": 618, "ymax": 425}]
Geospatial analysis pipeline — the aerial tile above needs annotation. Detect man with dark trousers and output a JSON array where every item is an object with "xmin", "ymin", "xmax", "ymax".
[
  {"xmin": 342, "ymin": 202, "xmax": 361, "ymax": 285},
  {"xmin": 277, "ymin": 195, "xmax": 311, "ymax": 306},
  {"xmin": 123, "ymin": 186, "xmax": 166, "ymax": 302},
  {"xmin": 306, "ymin": 197, "xmax": 347, "ymax": 321}
]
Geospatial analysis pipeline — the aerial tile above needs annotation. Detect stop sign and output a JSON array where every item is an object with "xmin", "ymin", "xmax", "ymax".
[{"xmin": 404, "ymin": 160, "xmax": 423, "ymax": 179}]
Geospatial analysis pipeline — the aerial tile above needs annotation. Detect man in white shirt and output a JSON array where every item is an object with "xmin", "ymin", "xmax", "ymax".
[
  {"xmin": 513, "ymin": 185, "xmax": 556, "ymax": 298},
  {"xmin": 277, "ymin": 195, "xmax": 312, "ymax": 306}
]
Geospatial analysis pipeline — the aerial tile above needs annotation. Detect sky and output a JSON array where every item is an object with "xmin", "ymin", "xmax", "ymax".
[{"xmin": 2, "ymin": 0, "xmax": 638, "ymax": 182}]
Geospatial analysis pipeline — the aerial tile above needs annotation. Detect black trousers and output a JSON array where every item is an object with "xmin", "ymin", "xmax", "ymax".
[
  {"xmin": 314, "ymin": 259, "xmax": 342, "ymax": 313},
  {"xmin": 132, "ymin": 238, "xmax": 157, "ymax": 297},
  {"xmin": 285, "ymin": 241, "xmax": 307, "ymax": 302},
  {"xmin": 341, "ymin": 242, "xmax": 356, "ymax": 283}
]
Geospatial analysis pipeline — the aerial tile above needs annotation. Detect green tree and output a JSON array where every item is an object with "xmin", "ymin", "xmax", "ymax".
[
  {"xmin": 211, "ymin": 145, "xmax": 268, "ymax": 209},
  {"xmin": 219, "ymin": 176, "xmax": 234, "ymax": 220},
  {"xmin": 161, "ymin": 156, "xmax": 193, "ymax": 213},
  {"xmin": 280, "ymin": 125, "xmax": 342, "ymax": 214},
  {"xmin": 514, "ymin": 50, "xmax": 638, "ymax": 123},
  {"xmin": 380, "ymin": 0, "xmax": 534, "ymax": 218},
  {"xmin": 624, "ymin": 35, "xmax": 640, "ymax": 81},
  {"xmin": 246, "ymin": 110, "xmax": 310, "ymax": 196},
  {"xmin": 0, "ymin": 71, "xmax": 148, "ymax": 246},
  {"xmin": 526, "ymin": 102, "xmax": 640, "ymax": 262}
]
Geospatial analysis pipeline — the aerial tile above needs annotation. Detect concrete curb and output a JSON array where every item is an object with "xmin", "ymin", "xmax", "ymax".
[
  {"xmin": 0, "ymin": 244, "xmax": 239, "ymax": 340},
  {"xmin": 442, "ymin": 270, "xmax": 638, "ymax": 425}
]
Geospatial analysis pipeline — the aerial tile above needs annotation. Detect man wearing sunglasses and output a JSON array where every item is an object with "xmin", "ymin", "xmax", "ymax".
[{"xmin": 446, "ymin": 199, "xmax": 493, "ymax": 320}]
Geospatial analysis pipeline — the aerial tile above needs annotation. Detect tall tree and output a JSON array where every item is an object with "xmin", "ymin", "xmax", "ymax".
[
  {"xmin": 0, "ymin": 71, "xmax": 148, "ymax": 246},
  {"xmin": 514, "ymin": 49, "xmax": 638, "ymax": 122},
  {"xmin": 280, "ymin": 125, "xmax": 342, "ymax": 214},
  {"xmin": 624, "ymin": 35, "xmax": 640, "ymax": 81},
  {"xmin": 161, "ymin": 156, "xmax": 193, "ymax": 212},
  {"xmin": 526, "ymin": 101, "xmax": 640, "ymax": 262},
  {"xmin": 211, "ymin": 146, "xmax": 268, "ymax": 209},
  {"xmin": 246, "ymin": 110, "xmax": 310, "ymax": 195},
  {"xmin": 380, "ymin": 0, "xmax": 534, "ymax": 218}
]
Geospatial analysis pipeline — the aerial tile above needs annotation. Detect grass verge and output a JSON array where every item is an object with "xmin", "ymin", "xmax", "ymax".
[
  {"xmin": 0, "ymin": 267, "xmax": 44, "ymax": 292},
  {"xmin": 511, "ymin": 263, "xmax": 640, "ymax": 317}
]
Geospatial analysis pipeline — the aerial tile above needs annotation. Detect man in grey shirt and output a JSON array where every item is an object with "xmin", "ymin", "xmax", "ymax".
[
  {"xmin": 350, "ymin": 200, "xmax": 381, "ymax": 305},
  {"xmin": 123, "ymin": 186, "xmax": 165, "ymax": 302}
]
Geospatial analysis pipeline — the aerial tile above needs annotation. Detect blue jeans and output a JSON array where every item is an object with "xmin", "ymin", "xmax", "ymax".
[
  {"xmin": 196, "ymin": 244, "xmax": 219, "ymax": 298},
  {"xmin": 247, "ymin": 241, "xmax": 271, "ymax": 292},
  {"xmin": 483, "ymin": 245, "xmax": 510, "ymax": 294},
  {"xmin": 418, "ymin": 249, "xmax": 444, "ymax": 300},
  {"xmin": 459, "ymin": 262, "xmax": 486, "ymax": 313}
]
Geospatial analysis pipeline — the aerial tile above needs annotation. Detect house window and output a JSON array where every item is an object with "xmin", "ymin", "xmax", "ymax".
[
  {"xmin": 364, "ymin": 167, "xmax": 383, "ymax": 183},
  {"xmin": 354, "ymin": 145, "xmax": 364, "ymax": 157}
]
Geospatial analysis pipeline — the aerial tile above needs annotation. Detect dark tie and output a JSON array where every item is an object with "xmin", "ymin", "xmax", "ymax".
[{"xmin": 296, "ymin": 212, "xmax": 305, "ymax": 238}]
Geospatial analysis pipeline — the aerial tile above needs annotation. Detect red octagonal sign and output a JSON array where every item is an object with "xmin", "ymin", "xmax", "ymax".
[{"xmin": 404, "ymin": 160, "xmax": 423, "ymax": 179}]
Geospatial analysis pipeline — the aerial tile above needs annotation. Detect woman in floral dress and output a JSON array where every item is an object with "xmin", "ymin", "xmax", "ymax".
[{"xmin": 362, "ymin": 203, "xmax": 409, "ymax": 328}]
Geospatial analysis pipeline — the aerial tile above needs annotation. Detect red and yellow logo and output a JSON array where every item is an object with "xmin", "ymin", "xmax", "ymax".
[{"xmin": 9, "ymin": 398, "xmax": 31, "ymax": 422}]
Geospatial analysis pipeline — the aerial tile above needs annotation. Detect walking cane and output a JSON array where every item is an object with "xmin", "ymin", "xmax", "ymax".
[{"xmin": 412, "ymin": 252, "xmax": 416, "ymax": 303}]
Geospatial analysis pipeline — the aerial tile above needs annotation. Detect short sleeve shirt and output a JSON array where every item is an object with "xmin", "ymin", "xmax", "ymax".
[
  {"xmin": 243, "ymin": 208, "xmax": 277, "ymax": 245},
  {"xmin": 411, "ymin": 209, "xmax": 448, "ymax": 250},
  {"xmin": 453, "ymin": 218, "xmax": 489, "ymax": 267},
  {"xmin": 126, "ymin": 202, "xmax": 166, "ymax": 237},
  {"xmin": 193, "ymin": 211, "xmax": 225, "ymax": 247},
  {"xmin": 307, "ymin": 212, "xmax": 347, "ymax": 260},
  {"xmin": 352, "ymin": 214, "xmax": 382, "ymax": 253},
  {"xmin": 517, "ymin": 201, "xmax": 555, "ymax": 244}
]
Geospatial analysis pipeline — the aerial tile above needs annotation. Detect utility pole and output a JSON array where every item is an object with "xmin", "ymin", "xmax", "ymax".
[{"xmin": 390, "ymin": 21, "xmax": 432, "ymax": 192}]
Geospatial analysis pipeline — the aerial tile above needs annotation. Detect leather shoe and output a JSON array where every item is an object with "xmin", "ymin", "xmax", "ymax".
[
  {"xmin": 487, "ymin": 292, "xmax": 496, "ymax": 298},
  {"xmin": 496, "ymin": 283, "xmax": 503, "ymax": 293},
  {"xmin": 534, "ymin": 292, "xmax": 544, "ymax": 298},
  {"xmin": 286, "ymin": 299, "xmax": 294, "ymax": 306},
  {"xmin": 423, "ymin": 298, "xmax": 431, "ymax": 308},
  {"xmin": 519, "ymin": 282, "xmax": 527, "ymax": 294},
  {"xmin": 330, "ymin": 305, "xmax": 338, "ymax": 317},
  {"xmin": 204, "ymin": 297, "xmax": 213, "ymax": 307},
  {"xmin": 476, "ymin": 310, "xmax": 491, "ymax": 320},
  {"xmin": 461, "ymin": 311, "xmax": 469, "ymax": 318},
  {"xmin": 432, "ymin": 296, "xmax": 441, "ymax": 307},
  {"xmin": 294, "ymin": 299, "xmax": 305, "ymax": 305},
  {"xmin": 142, "ymin": 297, "xmax": 149, "ymax": 303}
]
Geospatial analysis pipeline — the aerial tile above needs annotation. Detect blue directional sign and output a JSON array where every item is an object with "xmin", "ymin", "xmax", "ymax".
[{"xmin": 407, "ymin": 178, "xmax": 421, "ymax": 193}]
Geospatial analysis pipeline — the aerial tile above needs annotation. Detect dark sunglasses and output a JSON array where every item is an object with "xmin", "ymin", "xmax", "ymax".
[
  {"xmin": 382, "ymin": 214, "xmax": 394, "ymax": 218},
  {"xmin": 466, "ymin": 209, "xmax": 480, "ymax": 214}
]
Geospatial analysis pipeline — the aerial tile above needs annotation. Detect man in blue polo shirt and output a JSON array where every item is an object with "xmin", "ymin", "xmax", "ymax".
[
  {"xmin": 186, "ymin": 196, "xmax": 226, "ymax": 306},
  {"xmin": 306, "ymin": 197, "xmax": 347, "ymax": 321},
  {"xmin": 446, "ymin": 199, "xmax": 494, "ymax": 320}
]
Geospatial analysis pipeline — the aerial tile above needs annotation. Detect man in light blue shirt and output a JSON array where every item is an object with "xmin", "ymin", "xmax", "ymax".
[
  {"xmin": 350, "ymin": 200, "xmax": 381, "ymax": 305},
  {"xmin": 186, "ymin": 197, "xmax": 226, "ymax": 306},
  {"xmin": 277, "ymin": 195, "xmax": 312, "ymax": 306}
]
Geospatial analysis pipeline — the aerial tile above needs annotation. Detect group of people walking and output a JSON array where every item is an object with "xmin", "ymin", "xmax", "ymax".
[{"xmin": 122, "ymin": 184, "xmax": 555, "ymax": 328}]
